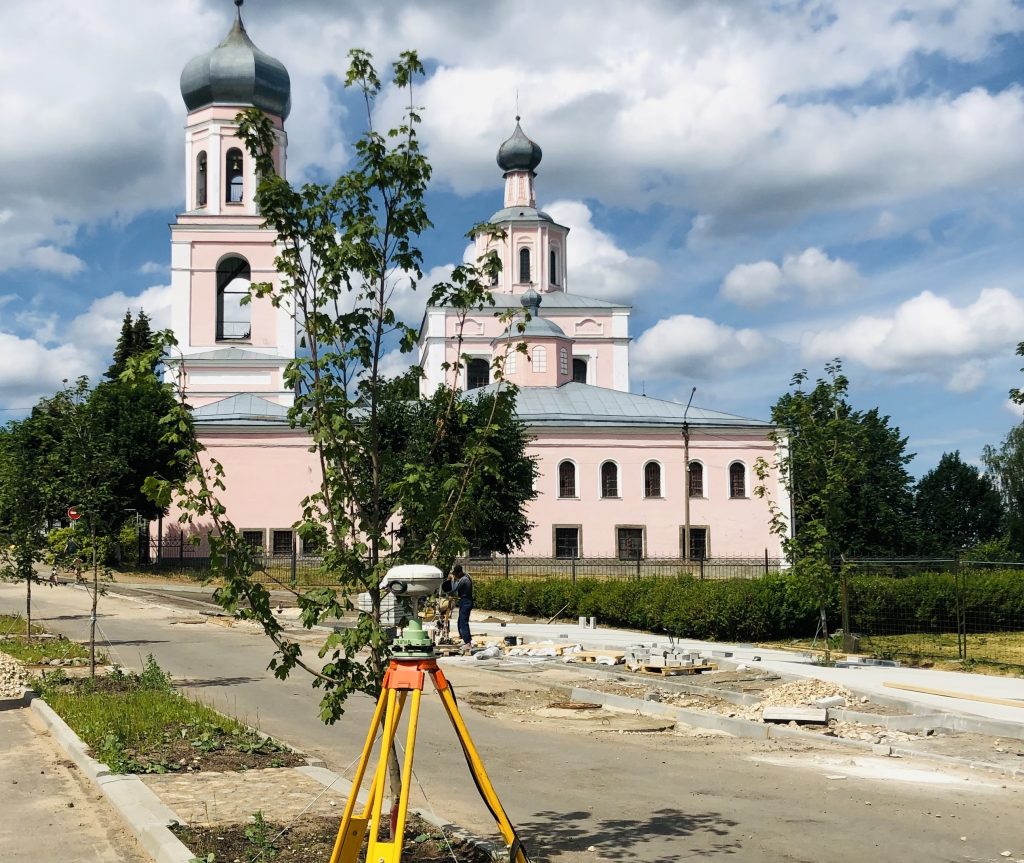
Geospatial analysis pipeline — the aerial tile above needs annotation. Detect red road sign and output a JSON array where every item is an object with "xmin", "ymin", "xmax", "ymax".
[{"xmin": 67, "ymin": 507, "xmax": 81, "ymax": 521}]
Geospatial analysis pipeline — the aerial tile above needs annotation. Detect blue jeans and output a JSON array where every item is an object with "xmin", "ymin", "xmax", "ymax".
[{"xmin": 457, "ymin": 601, "xmax": 473, "ymax": 645}]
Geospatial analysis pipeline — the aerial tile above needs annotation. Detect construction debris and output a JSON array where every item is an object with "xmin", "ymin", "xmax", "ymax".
[
  {"xmin": 624, "ymin": 644, "xmax": 717, "ymax": 675},
  {"xmin": 0, "ymin": 652, "xmax": 28, "ymax": 698}
]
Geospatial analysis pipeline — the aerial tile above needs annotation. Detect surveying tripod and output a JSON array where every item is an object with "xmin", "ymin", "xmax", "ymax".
[{"xmin": 328, "ymin": 619, "xmax": 531, "ymax": 863}]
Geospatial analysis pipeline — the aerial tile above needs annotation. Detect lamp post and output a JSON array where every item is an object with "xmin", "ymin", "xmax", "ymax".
[{"xmin": 682, "ymin": 387, "xmax": 696, "ymax": 563}]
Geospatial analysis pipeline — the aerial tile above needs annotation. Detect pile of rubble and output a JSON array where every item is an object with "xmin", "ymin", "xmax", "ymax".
[{"xmin": 0, "ymin": 652, "xmax": 28, "ymax": 698}]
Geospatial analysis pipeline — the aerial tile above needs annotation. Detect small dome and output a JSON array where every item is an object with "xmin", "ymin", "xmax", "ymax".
[
  {"xmin": 497, "ymin": 118, "xmax": 542, "ymax": 172},
  {"xmin": 180, "ymin": 1, "xmax": 291, "ymax": 119},
  {"xmin": 504, "ymin": 288, "xmax": 569, "ymax": 339}
]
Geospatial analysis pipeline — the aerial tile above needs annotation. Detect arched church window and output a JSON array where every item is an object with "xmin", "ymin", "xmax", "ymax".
[
  {"xmin": 601, "ymin": 461, "xmax": 619, "ymax": 498},
  {"xmin": 558, "ymin": 461, "xmax": 576, "ymax": 498},
  {"xmin": 573, "ymin": 358, "xmax": 587, "ymax": 384},
  {"xmin": 729, "ymin": 462, "xmax": 746, "ymax": 498},
  {"xmin": 226, "ymin": 148, "xmax": 244, "ymax": 203},
  {"xmin": 559, "ymin": 347, "xmax": 568, "ymax": 375},
  {"xmin": 196, "ymin": 151, "xmax": 207, "ymax": 208},
  {"xmin": 467, "ymin": 358, "xmax": 489, "ymax": 390},
  {"xmin": 550, "ymin": 249, "xmax": 559, "ymax": 285},
  {"xmin": 216, "ymin": 256, "xmax": 252, "ymax": 341},
  {"xmin": 644, "ymin": 462, "xmax": 662, "ymax": 498},
  {"xmin": 532, "ymin": 345, "xmax": 547, "ymax": 372},
  {"xmin": 506, "ymin": 350, "xmax": 517, "ymax": 375},
  {"xmin": 519, "ymin": 247, "xmax": 531, "ymax": 283},
  {"xmin": 688, "ymin": 461, "xmax": 704, "ymax": 497}
]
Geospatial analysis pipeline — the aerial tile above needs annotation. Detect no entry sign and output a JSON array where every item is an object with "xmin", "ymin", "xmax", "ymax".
[{"xmin": 67, "ymin": 507, "xmax": 81, "ymax": 521}]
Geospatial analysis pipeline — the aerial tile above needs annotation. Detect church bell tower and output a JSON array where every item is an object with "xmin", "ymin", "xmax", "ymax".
[{"xmin": 168, "ymin": 0, "xmax": 295, "ymax": 409}]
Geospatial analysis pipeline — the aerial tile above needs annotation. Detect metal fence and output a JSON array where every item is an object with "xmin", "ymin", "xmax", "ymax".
[
  {"xmin": 141, "ymin": 538, "xmax": 782, "ymax": 585},
  {"xmin": 840, "ymin": 559, "xmax": 1024, "ymax": 670},
  {"xmin": 465, "ymin": 554, "xmax": 783, "ymax": 581}
]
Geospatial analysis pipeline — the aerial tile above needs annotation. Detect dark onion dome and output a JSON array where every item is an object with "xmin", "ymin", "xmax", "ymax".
[
  {"xmin": 496, "ymin": 117, "xmax": 542, "ymax": 172},
  {"xmin": 180, "ymin": 0, "xmax": 291, "ymax": 119},
  {"xmin": 512, "ymin": 289, "xmax": 569, "ymax": 338}
]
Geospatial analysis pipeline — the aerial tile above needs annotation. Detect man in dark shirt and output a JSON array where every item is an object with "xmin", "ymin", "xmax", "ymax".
[{"xmin": 442, "ymin": 564, "xmax": 474, "ymax": 654}]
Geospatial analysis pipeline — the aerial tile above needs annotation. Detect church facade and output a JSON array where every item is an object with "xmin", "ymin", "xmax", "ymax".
[{"xmin": 165, "ymin": 6, "xmax": 789, "ymax": 563}]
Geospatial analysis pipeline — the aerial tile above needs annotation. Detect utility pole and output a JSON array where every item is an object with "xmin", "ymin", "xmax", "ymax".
[{"xmin": 682, "ymin": 387, "xmax": 696, "ymax": 563}]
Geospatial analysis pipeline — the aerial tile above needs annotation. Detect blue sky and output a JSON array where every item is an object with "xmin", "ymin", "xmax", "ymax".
[{"xmin": 1, "ymin": 0, "xmax": 1023, "ymax": 477}]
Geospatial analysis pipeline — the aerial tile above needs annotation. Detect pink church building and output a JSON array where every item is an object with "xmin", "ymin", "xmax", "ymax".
[{"xmin": 165, "ymin": 6, "xmax": 789, "ymax": 563}]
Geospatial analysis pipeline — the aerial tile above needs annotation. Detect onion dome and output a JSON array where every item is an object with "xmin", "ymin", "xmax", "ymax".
[
  {"xmin": 496, "ymin": 117, "xmax": 543, "ymax": 172},
  {"xmin": 516, "ymin": 289, "xmax": 568, "ymax": 337},
  {"xmin": 180, "ymin": 0, "xmax": 291, "ymax": 119}
]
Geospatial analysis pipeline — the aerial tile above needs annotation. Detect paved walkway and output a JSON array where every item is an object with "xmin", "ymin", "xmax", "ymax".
[
  {"xmin": 0, "ymin": 707, "xmax": 150, "ymax": 862},
  {"xmin": 471, "ymin": 619, "xmax": 1024, "ymax": 726}
]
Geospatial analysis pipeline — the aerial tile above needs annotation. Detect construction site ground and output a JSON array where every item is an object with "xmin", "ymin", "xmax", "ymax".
[{"xmin": 4, "ymin": 580, "xmax": 1024, "ymax": 862}]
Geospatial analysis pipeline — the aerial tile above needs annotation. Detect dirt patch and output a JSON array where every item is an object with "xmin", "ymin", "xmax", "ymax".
[{"xmin": 172, "ymin": 814, "xmax": 491, "ymax": 863}]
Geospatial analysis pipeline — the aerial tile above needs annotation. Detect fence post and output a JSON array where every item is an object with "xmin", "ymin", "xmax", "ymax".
[
  {"xmin": 764, "ymin": 548, "xmax": 769, "ymax": 576},
  {"xmin": 290, "ymin": 541, "xmax": 298, "ymax": 588},
  {"xmin": 505, "ymin": 553, "xmax": 510, "ymax": 579},
  {"xmin": 157, "ymin": 515, "xmax": 163, "ymax": 564},
  {"xmin": 699, "ymin": 557, "xmax": 704, "ymax": 580},
  {"xmin": 571, "ymin": 555, "xmax": 577, "ymax": 584},
  {"xmin": 839, "ymin": 561, "xmax": 853, "ymax": 652},
  {"xmin": 635, "ymin": 550, "xmax": 641, "ymax": 580},
  {"xmin": 955, "ymin": 553, "xmax": 966, "ymax": 661},
  {"xmin": 179, "ymin": 535, "xmax": 184, "ymax": 561}
]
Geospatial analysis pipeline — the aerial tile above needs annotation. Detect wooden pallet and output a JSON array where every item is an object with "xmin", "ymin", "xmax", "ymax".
[
  {"xmin": 633, "ymin": 662, "xmax": 719, "ymax": 676},
  {"xmin": 567, "ymin": 651, "xmax": 625, "ymax": 664}
]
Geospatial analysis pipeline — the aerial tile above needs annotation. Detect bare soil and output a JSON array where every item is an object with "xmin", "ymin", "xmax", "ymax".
[{"xmin": 172, "ymin": 814, "xmax": 491, "ymax": 863}]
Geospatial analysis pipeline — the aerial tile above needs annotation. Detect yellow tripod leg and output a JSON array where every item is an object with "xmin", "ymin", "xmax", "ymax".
[
  {"xmin": 435, "ymin": 682, "xmax": 531, "ymax": 863},
  {"xmin": 329, "ymin": 687, "xmax": 388, "ymax": 863},
  {"xmin": 329, "ymin": 688, "xmax": 409, "ymax": 863},
  {"xmin": 364, "ymin": 688, "xmax": 422, "ymax": 863}
]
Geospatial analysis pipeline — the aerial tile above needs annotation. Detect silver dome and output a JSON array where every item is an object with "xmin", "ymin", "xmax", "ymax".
[
  {"xmin": 496, "ymin": 118, "xmax": 542, "ymax": 173},
  {"xmin": 180, "ymin": 3, "xmax": 291, "ymax": 119}
]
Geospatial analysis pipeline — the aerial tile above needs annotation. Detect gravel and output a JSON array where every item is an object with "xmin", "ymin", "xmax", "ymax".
[{"xmin": 0, "ymin": 651, "xmax": 28, "ymax": 698}]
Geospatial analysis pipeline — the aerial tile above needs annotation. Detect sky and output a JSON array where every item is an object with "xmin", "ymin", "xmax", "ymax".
[{"xmin": 1, "ymin": 0, "xmax": 1023, "ymax": 476}]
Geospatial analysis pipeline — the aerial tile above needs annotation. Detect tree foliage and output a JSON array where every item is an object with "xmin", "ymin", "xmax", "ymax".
[
  {"xmin": 107, "ymin": 310, "xmax": 155, "ymax": 379},
  {"xmin": 754, "ymin": 360, "xmax": 916, "ymax": 651},
  {"xmin": 982, "ymin": 423, "xmax": 1024, "ymax": 555},
  {"xmin": 914, "ymin": 451, "xmax": 1002, "ymax": 552},
  {"xmin": 144, "ymin": 50, "xmax": 535, "ymax": 725}
]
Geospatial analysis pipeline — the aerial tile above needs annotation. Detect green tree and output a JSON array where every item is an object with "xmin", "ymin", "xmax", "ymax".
[
  {"xmin": 754, "ymin": 360, "xmax": 916, "ymax": 653},
  {"xmin": 982, "ymin": 424, "xmax": 1024, "ymax": 555},
  {"xmin": 143, "ymin": 50, "xmax": 530, "ymax": 720},
  {"xmin": 914, "ymin": 451, "xmax": 1002, "ymax": 552},
  {"xmin": 0, "ymin": 419, "xmax": 51, "ymax": 638}
]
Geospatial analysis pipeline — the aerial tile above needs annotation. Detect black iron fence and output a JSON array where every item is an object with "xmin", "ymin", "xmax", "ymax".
[
  {"xmin": 466, "ymin": 554, "xmax": 783, "ymax": 581},
  {"xmin": 840, "ymin": 559, "xmax": 1024, "ymax": 670},
  {"xmin": 142, "ymin": 538, "xmax": 782, "ymax": 585}
]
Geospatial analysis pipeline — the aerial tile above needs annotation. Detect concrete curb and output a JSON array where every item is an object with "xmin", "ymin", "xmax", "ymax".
[
  {"xmin": 27, "ymin": 693, "xmax": 196, "ymax": 863},
  {"xmin": 0, "ymin": 687, "xmax": 32, "ymax": 711},
  {"xmin": 299, "ymin": 765, "xmax": 508, "ymax": 862},
  {"xmin": 568, "ymin": 685, "xmax": 1024, "ymax": 781}
]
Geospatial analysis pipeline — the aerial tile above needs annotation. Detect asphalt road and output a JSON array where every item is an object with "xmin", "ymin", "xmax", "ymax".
[{"xmin": 5, "ymin": 581, "xmax": 1024, "ymax": 863}]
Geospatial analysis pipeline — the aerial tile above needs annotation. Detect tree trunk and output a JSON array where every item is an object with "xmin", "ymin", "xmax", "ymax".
[
  {"xmin": 25, "ymin": 569, "xmax": 32, "ymax": 643},
  {"xmin": 90, "ymin": 527, "xmax": 98, "ymax": 678}
]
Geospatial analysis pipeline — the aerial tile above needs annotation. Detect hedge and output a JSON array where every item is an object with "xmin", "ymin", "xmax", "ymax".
[{"xmin": 475, "ymin": 569, "xmax": 1024, "ymax": 641}]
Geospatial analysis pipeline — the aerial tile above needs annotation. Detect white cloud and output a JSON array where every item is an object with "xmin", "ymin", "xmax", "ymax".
[
  {"xmin": 722, "ymin": 247, "xmax": 861, "ymax": 307},
  {"xmin": 0, "ymin": 284, "xmax": 172, "ymax": 409},
  {"xmin": 543, "ymin": 200, "xmax": 659, "ymax": 300},
  {"xmin": 1005, "ymin": 399, "xmax": 1024, "ymax": 419},
  {"xmin": 633, "ymin": 314, "xmax": 774, "ymax": 381},
  {"xmin": 138, "ymin": 261, "xmax": 166, "ymax": 275},
  {"xmin": 803, "ymin": 287, "xmax": 1024, "ymax": 390}
]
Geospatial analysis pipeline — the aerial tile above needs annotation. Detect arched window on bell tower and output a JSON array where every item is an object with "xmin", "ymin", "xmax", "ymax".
[
  {"xmin": 217, "ymin": 256, "xmax": 252, "ymax": 341},
  {"xmin": 196, "ymin": 151, "xmax": 208, "ymax": 208},
  {"xmin": 519, "ymin": 247, "xmax": 531, "ymax": 284},
  {"xmin": 550, "ymin": 249, "xmax": 558, "ymax": 285},
  {"xmin": 226, "ymin": 148, "xmax": 244, "ymax": 203}
]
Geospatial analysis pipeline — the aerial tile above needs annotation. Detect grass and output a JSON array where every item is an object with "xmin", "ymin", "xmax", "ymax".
[
  {"xmin": 769, "ymin": 630, "xmax": 1024, "ymax": 675},
  {"xmin": 0, "ymin": 613, "xmax": 104, "ymax": 664},
  {"xmin": 36, "ymin": 656, "xmax": 300, "ymax": 774}
]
